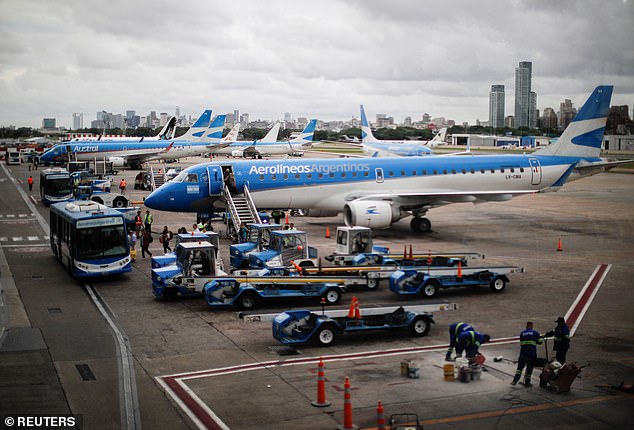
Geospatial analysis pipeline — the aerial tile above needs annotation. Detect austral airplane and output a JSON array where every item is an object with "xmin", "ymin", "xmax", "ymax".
[
  {"xmin": 38, "ymin": 110, "xmax": 228, "ymax": 168},
  {"xmin": 207, "ymin": 119, "xmax": 317, "ymax": 158},
  {"xmin": 144, "ymin": 86, "xmax": 622, "ymax": 232}
]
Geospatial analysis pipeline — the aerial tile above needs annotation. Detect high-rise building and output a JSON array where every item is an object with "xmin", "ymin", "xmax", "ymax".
[
  {"xmin": 489, "ymin": 85, "xmax": 505, "ymax": 130},
  {"xmin": 559, "ymin": 99, "xmax": 576, "ymax": 130},
  {"xmin": 529, "ymin": 92, "xmax": 537, "ymax": 129},
  {"xmin": 42, "ymin": 118, "xmax": 56, "ymax": 129},
  {"xmin": 240, "ymin": 113, "xmax": 249, "ymax": 128},
  {"xmin": 72, "ymin": 113, "xmax": 83, "ymax": 130},
  {"xmin": 514, "ymin": 61, "xmax": 532, "ymax": 128}
]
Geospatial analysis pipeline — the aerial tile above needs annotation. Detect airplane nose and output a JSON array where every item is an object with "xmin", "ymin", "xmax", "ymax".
[{"xmin": 143, "ymin": 189, "xmax": 165, "ymax": 210}]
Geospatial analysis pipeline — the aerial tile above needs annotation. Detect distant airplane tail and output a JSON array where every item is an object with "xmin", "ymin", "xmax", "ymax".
[
  {"xmin": 175, "ymin": 109, "xmax": 212, "ymax": 140},
  {"xmin": 157, "ymin": 116, "xmax": 177, "ymax": 140},
  {"xmin": 427, "ymin": 128, "xmax": 447, "ymax": 147},
  {"xmin": 360, "ymin": 105, "xmax": 379, "ymax": 143},
  {"xmin": 290, "ymin": 119, "xmax": 317, "ymax": 144},
  {"xmin": 222, "ymin": 123, "xmax": 240, "ymax": 142},
  {"xmin": 201, "ymin": 114, "xmax": 227, "ymax": 143},
  {"xmin": 535, "ymin": 86, "xmax": 613, "ymax": 159},
  {"xmin": 259, "ymin": 122, "xmax": 281, "ymax": 142}
]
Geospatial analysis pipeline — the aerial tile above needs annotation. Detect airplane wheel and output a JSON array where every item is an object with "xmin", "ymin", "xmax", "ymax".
[
  {"xmin": 316, "ymin": 326, "xmax": 336, "ymax": 346},
  {"xmin": 410, "ymin": 217, "xmax": 432, "ymax": 233},
  {"xmin": 409, "ymin": 316, "xmax": 431, "ymax": 337}
]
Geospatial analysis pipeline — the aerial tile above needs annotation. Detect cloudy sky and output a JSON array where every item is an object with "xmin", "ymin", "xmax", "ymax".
[{"xmin": 1, "ymin": 0, "xmax": 633, "ymax": 128}]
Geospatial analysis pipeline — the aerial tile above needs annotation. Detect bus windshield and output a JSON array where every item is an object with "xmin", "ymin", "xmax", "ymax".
[
  {"xmin": 75, "ymin": 218, "xmax": 127, "ymax": 259},
  {"xmin": 43, "ymin": 177, "xmax": 72, "ymax": 196}
]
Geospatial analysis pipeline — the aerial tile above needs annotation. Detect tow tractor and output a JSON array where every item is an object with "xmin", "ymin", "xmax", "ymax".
[
  {"xmin": 229, "ymin": 223, "xmax": 282, "ymax": 269},
  {"xmin": 389, "ymin": 266, "xmax": 524, "ymax": 298},
  {"xmin": 248, "ymin": 230, "xmax": 318, "ymax": 269},
  {"xmin": 204, "ymin": 278, "xmax": 346, "ymax": 310},
  {"xmin": 151, "ymin": 231, "xmax": 221, "ymax": 269},
  {"xmin": 241, "ymin": 301, "xmax": 457, "ymax": 346}
]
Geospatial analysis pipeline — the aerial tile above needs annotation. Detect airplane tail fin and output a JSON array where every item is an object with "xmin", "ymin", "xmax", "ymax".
[
  {"xmin": 535, "ymin": 86, "xmax": 613, "ymax": 159},
  {"xmin": 222, "ymin": 123, "xmax": 240, "ymax": 142},
  {"xmin": 259, "ymin": 122, "xmax": 281, "ymax": 142},
  {"xmin": 360, "ymin": 105, "xmax": 379, "ymax": 143},
  {"xmin": 174, "ymin": 109, "xmax": 212, "ymax": 140},
  {"xmin": 290, "ymin": 119, "xmax": 317, "ymax": 144},
  {"xmin": 201, "ymin": 114, "xmax": 227, "ymax": 143},
  {"xmin": 157, "ymin": 116, "xmax": 177, "ymax": 140},
  {"xmin": 427, "ymin": 128, "xmax": 447, "ymax": 147}
]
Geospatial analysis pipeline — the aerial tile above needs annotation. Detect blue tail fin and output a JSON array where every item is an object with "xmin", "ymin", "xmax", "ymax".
[
  {"xmin": 176, "ymin": 109, "xmax": 212, "ymax": 140},
  {"xmin": 536, "ymin": 86, "xmax": 613, "ymax": 158}
]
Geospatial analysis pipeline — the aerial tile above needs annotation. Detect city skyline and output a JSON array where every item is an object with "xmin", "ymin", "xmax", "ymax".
[{"xmin": 1, "ymin": 1, "xmax": 632, "ymax": 129}]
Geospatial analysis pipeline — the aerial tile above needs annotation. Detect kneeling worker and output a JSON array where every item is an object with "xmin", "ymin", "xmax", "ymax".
[
  {"xmin": 446, "ymin": 322, "xmax": 474, "ymax": 361},
  {"xmin": 458, "ymin": 330, "xmax": 491, "ymax": 360}
]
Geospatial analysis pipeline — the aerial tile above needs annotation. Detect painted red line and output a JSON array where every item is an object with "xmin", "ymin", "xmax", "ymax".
[
  {"xmin": 163, "ymin": 376, "xmax": 222, "ymax": 430},
  {"xmin": 567, "ymin": 264, "xmax": 608, "ymax": 329}
]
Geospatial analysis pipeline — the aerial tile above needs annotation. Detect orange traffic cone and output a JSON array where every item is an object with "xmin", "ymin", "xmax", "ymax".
[
  {"xmin": 285, "ymin": 212, "xmax": 289, "ymax": 225},
  {"xmin": 457, "ymin": 260, "xmax": 463, "ymax": 280},
  {"xmin": 325, "ymin": 226, "xmax": 331, "ymax": 238},
  {"xmin": 341, "ymin": 377, "xmax": 355, "ymax": 430},
  {"xmin": 557, "ymin": 237, "xmax": 563, "ymax": 252},
  {"xmin": 409, "ymin": 244, "xmax": 413, "ymax": 259},
  {"xmin": 354, "ymin": 298, "xmax": 361, "ymax": 319},
  {"xmin": 376, "ymin": 401, "xmax": 386, "ymax": 430},
  {"xmin": 311, "ymin": 358, "xmax": 331, "ymax": 407},
  {"xmin": 347, "ymin": 296, "xmax": 357, "ymax": 318},
  {"xmin": 403, "ymin": 245, "xmax": 407, "ymax": 259}
]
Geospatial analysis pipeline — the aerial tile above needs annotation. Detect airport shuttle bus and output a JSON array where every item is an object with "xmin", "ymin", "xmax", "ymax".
[
  {"xmin": 40, "ymin": 168, "xmax": 73, "ymax": 205},
  {"xmin": 6, "ymin": 150, "xmax": 20, "ymax": 165},
  {"xmin": 50, "ymin": 201, "xmax": 132, "ymax": 277}
]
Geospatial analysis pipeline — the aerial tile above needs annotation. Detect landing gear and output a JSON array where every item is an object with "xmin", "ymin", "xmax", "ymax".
[{"xmin": 410, "ymin": 217, "xmax": 431, "ymax": 233}]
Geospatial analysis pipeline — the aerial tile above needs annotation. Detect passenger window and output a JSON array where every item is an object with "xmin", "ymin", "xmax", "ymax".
[{"xmin": 271, "ymin": 174, "xmax": 277, "ymax": 180}]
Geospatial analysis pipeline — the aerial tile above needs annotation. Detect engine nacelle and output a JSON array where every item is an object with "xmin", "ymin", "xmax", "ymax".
[
  {"xmin": 343, "ymin": 200, "xmax": 399, "ymax": 229},
  {"xmin": 108, "ymin": 156, "xmax": 126, "ymax": 167},
  {"xmin": 231, "ymin": 150, "xmax": 245, "ymax": 157},
  {"xmin": 302, "ymin": 209, "xmax": 339, "ymax": 217}
]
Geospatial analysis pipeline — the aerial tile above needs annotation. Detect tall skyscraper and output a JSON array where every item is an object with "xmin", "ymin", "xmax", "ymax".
[
  {"xmin": 515, "ymin": 61, "xmax": 532, "ymax": 128},
  {"xmin": 72, "ymin": 113, "xmax": 83, "ymax": 130},
  {"xmin": 489, "ymin": 85, "xmax": 505, "ymax": 130}
]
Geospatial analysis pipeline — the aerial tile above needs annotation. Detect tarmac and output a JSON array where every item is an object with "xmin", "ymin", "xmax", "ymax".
[{"xmin": 1, "ymin": 157, "xmax": 633, "ymax": 430}]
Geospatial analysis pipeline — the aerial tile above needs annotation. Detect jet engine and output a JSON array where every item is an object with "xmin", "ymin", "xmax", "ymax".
[
  {"xmin": 343, "ymin": 200, "xmax": 400, "ymax": 229},
  {"xmin": 108, "ymin": 157, "xmax": 126, "ymax": 167}
]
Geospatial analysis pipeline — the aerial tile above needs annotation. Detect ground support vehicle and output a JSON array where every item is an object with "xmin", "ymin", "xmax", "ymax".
[
  {"xmin": 152, "ymin": 241, "xmax": 227, "ymax": 299},
  {"xmin": 265, "ymin": 303, "xmax": 458, "ymax": 346},
  {"xmin": 248, "ymin": 230, "xmax": 318, "ymax": 269},
  {"xmin": 152, "ymin": 232, "xmax": 221, "ymax": 269},
  {"xmin": 39, "ymin": 168, "xmax": 73, "ymax": 205},
  {"xmin": 389, "ymin": 266, "xmax": 524, "ymax": 298},
  {"xmin": 229, "ymin": 223, "xmax": 282, "ymax": 269},
  {"xmin": 324, "ymin": 226, "xmax": 389, "ymax": 265},
  {"xmin": 204, "ymin": 278, "xmax": 346, "ymax": 310}
]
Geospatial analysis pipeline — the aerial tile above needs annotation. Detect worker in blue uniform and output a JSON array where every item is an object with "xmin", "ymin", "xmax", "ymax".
[
  {"xmin": 446, "ymin": 322, "xmax": 474, "ymax": 361},
  {"xmin": 457, "ymin": 330, "xmax": 490, "ymax": 360},
  {"xmin": 545, "ymin": 317, "xmax": 570, "ymax": 364},
  {"xmin": 512, "ymin": 321, "xmax": 543, "ymax": 387}
]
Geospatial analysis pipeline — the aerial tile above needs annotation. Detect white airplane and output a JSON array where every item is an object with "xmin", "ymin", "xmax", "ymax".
[
  {"xmin": 68, "ymin": 116, "xmax": 178, "ymax": 142},
  {"xmin": 144, "ymin": 86, "xmax": 625, "ymax": 232},
  {"xmin": 208, "ymin": 119, "xmax": 317, "ymax": 158}
]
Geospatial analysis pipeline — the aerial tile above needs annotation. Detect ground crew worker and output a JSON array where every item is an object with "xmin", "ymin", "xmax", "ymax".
[
  {"xmin": 512, "ymin": 321, "xmax": 543, "ymax": 387},
  {"xmin": 143, "ymin": 210, "xmax": 153, "ymax": 234},
  {"xmin": 27, "ymin": 175, "xmax": 34, "ymax": 192},
  {"xmin": 134, "ymin": 210, "xmax": 143, "ymax": 237},
  {"xmin": 546, "ymin": 317, "xmax": 570, "ymax": 364},
  {"xmin": 119, "ymin": 178, "xmax": 126, "ymax": 195},
  {"xmin": 458, "ymin": 330, "xmax": 490, "ymax": 360},
  {"xmin": 446, "ymin": 322, "xmax": 474, "ymax": 361}
]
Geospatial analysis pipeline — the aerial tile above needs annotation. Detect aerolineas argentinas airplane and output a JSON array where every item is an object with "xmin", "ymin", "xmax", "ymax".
[
  {"xmin": 145, "ymin": 86, "xmax": 617, "ymax": 232},
  {"xmin": 38, "ymin": 111, "xmax": 228, "ymax": 168}
]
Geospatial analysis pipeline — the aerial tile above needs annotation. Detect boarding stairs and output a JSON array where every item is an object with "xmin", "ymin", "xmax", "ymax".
[
  {"xmin": 224, "ymin": 184, "xmax": 261, "ymax": 233},
  {"xmin": 148, "ymin": 164, "xmax": 167, "ymax": 190}
]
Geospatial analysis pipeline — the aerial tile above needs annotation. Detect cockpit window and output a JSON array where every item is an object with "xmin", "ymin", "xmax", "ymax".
[
  {"xmin": 173, "ymin": 172, "xmax": 188, "ymax": 182},
  {"xmin": 185, "ymin": 173, "xmax": 198, "ymax": 182}
]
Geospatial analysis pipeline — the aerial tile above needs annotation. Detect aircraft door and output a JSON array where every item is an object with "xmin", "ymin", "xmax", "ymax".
[
  {"xmin": 207, "ymin": 166, "xmax": 224, "ymax": 196},
  {"xmin": 375, "ymin": 168, "xmax": 384, "ymax": 183},
  {"xmin": 528, "ymin": 158, "xmax": 542, "ymax": 185}
]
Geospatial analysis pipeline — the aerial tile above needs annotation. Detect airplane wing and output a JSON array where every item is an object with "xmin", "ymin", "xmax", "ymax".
[{"xmin": 206, "ymin": 142, "xmax": 232, "ymax": 150}]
